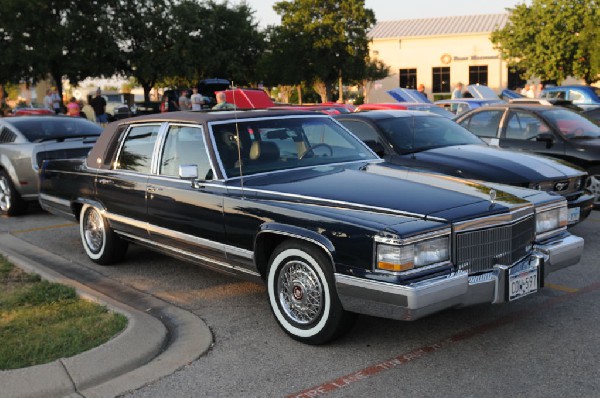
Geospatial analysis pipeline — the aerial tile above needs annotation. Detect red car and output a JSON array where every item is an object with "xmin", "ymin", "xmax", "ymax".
[{"xmin": 12, "ymin": 106, "xmax": 54, "ymax": 116}]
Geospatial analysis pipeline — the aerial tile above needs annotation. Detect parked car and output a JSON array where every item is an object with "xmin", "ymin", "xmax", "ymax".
[
  {"xmin": 540, "ymin": 85, "xmax": 600, "ymax": 111},
  {"xmin": 582, "ymin": 107, "xmax": 600, "ymax": 123},
  {"xmin": 39, "ymin": 110, "xmax": 583, "ymax": 344},
  {"xmin": 335, "ymin": 110, "xmax": 593, "ymax": 225},
  {"xmin": 0, "ymin": 115, "xmax": 101, "ymax": 215},
  {"xmin": 455, "ymin": 104, "xmax": 600, "ymax": 206},
  {"xmin": 435, "ymin": 84, "xmax": 505, "ymax": 116},
  {"xmin": 87, "ymin": 92, "xmax": 134, "ymax": 121},
  {"xmin": 12, "ymin": 104, "xmax": 54, "ymax": 116},
  {"xmin": 355, "ymin": 102, "xmax": 455, "ymax": 118},
  {"xmin": 508, "ymin": 98, "xmax": 583, "ymax": 112}
]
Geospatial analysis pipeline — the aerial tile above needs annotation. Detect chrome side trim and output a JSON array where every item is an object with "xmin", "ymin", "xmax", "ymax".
[
  {"xmin": 453, "ymin": 205, "xmax": 534, "ymax": 233},
  {"xmin": 225, "ymin": 186, "xmax": 444, "ymax": 221},
  {"xmin": 104, "ymin": 212, "xmax": 254, "ymax": 260},
  {"xmin": 38, "ymin": 193, "xmax": 72, "ymax": 208},
  {"xmin": 116, "ymin": 231, "xmax": 260, "ymax": 278}
]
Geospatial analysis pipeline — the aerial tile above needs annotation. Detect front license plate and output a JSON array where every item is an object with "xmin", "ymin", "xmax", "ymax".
[
  {"xmin": 509, "ymin": 268, "xmax": 538, "ymax": 301},
  {"xmin": 568, "ymin": 207, "xmax": 580, "ymax": 224}
]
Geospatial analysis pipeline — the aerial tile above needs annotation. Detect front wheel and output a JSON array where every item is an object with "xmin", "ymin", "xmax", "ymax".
[
  {"xmin": 79, "ymin": 204, "xmax": 128, "ymax": 265},
  {"xmin": 585, "ymin": 166, "xmax": 600, "ymax": 208},
  {"xmin": 267, "ymin": 240, "xmax": 355, "ymax": 344}
]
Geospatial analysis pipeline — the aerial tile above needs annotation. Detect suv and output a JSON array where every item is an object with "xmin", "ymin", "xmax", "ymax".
[{"xmin": 540, "ymin": 85, "xmax": 600, "ymax": 110}]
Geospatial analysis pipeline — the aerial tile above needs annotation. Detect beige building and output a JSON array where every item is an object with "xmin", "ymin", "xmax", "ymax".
[{"xmin": 367, "ymin": 14, "xmax": 517, "ymax": 102}]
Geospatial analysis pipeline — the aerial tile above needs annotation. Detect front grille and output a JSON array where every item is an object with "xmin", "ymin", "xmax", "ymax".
[
  {"xmin": 456, "ymin": 215, "xmax": 535, "ymax": 274},
  {"xmin": 36, "ymin": 147, "xmax": 92, "ymax": 168}
]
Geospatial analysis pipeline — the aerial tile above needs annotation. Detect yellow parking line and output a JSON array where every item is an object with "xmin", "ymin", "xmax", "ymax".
[
  {"xmin": 11, "ymin": 223, "xmax": 77, "ymax": 234},
  {"xmin": 546, "ymin": 283, "xmax": 579, "ymax": 294}
]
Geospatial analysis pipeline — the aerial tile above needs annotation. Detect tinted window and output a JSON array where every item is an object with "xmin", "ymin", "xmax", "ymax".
[
  {"xmin": 540, "ymin": 108, "xmax": 600, "ymax": 138},
  {"xmin": 9, "ymin": 117, "xmax": 102, "ymax": 142},
  {"xmin": 504, "ymin": 111, "xmax": 551, "ymax": 140},
  {"xmin": 460, "ymin": 110, "xmax": 504, "ymax": 138},
  {"xmin": 116, "ymin": 125, "xmax": 160, "ymax": 173},
  {"xmin": 376, "ymin": 115, "xmax": 483, "ymax": 152},
  {"xmin": 211, "ymin": 116, "xmax": 375, "ymax": 178},
  {"xmin": 160, "ymin": 125, "xmax": 213, "ymax": 180}
]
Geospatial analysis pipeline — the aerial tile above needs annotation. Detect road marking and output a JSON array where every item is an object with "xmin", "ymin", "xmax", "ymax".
[
  {"xmin": 545, "ymin": 283, "xmax": 579, "ymax": 293},
  {"xmin": 287, "ymin": 280, "xmax": 600, "ymax": 398},
  {"xmin": 11, "ymin": 223, "xmax": 77, "ymax": 234}
]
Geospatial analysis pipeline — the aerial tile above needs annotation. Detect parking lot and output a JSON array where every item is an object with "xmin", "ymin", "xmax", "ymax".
[{"xmin": 2, "ymin": 207, "xmax": 600, "ymax": 397}]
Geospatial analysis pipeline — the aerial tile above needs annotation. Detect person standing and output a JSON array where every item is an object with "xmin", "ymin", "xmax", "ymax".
[
  {"xmin": 190, "ymin": 87, "xmax": 204, "ymax": 111},
  {"xmin": 90, "ymin": 88, "xmax": 108, "ymax": 125},
  {"xmin": 535, "ymin": 83, "xmax": 544, "ymax": 98},
  {"xmin": 43, "ymin": 89, "xmax": 53, "ymax": 111},
  {"xmin": 178, "ymin": 90, "xmax": 191, "ymax": 110},
  {"xmin": 451, "ymin": 82, "xmax": 464, "ymax": 99},
  {"xmin": 417, "ymin": 83, "xmax": 428, "ymax": 100},
  {"xmin": 212, "ymin": 92, "xmax": 235, "ymax": 110},
  {"xmin": 51, "ymin": 87, "xmax": 62, "ymax": 114},
  {"xmin": 66, "ymin": 97, "xmax": 80, "ymax": 117}
]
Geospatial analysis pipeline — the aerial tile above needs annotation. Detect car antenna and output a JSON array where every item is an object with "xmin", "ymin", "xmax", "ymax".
[{"xmin": 232, "ymin": 82, "xmax": 245, "ymax": 197}]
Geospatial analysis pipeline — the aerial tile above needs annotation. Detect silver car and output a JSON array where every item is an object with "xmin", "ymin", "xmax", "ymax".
[{"xmin": 0, "ymin": 116, "xmax": 101, "ymax": 215}]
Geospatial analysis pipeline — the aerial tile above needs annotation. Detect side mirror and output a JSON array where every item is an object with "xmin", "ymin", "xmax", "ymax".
[
  {"xmin": 179, "ymin": 164, "xmax": 198, "ymax": 180},
  {"xmin": 536, "ymin": 132, "xmax": 554, "ymax": 148}
]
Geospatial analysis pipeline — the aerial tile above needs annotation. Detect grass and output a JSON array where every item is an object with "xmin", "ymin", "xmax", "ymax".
[{"xmin": 0, "ymin": 255, "xmax": 127, "ymax": 370}]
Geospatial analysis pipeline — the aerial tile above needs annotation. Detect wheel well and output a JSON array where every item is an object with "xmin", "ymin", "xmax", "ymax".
[
  {"xmin": 254, "ymin": 233, "xmax": 334, "ymax": 280},
  {"xmin": 71, "ymin": 202, "xmax": 83, "ymax": 222}
]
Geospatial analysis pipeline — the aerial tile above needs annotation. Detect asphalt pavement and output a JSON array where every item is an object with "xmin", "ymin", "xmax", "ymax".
[{"xmin": 0, "ymin": 232, "xmax": 212, "ymax": 398}]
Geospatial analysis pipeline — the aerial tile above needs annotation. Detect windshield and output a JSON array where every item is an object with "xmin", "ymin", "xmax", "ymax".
[
  {"xmin": 10, "ymin": 117, "xmax": 102, "ymax": 142},
  {"xmin": 211, "ymin": 116, "xmax": 376, "ymax": 178},
  {"xmin": 540, "ymin": 108, "xmax": 600, "ymax": 139},
  {"xmin": 377, "ymin": 115, "xmax": 484, "ymax": 153}
]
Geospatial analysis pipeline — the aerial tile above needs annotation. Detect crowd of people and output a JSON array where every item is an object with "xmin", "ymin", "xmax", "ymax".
[{"xmin": 160, "ymin": 88, "xmax": 235, "ymax": 112}]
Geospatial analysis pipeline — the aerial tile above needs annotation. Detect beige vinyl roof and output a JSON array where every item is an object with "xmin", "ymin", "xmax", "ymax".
[{"xmin": 368, "ymin": 14, "xmax": 509, "ymax": 39}]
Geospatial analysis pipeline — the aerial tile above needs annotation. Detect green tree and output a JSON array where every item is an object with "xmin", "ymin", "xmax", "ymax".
[
  {"xmin": 491, "ymin": 0, "xmax": 600, "ymax": 84},
  {"xmin": 0, "ymin": 0, "xmax": 120, "ymax": 99},
  {"xmin": 272, "ymin": 0, "xmax": 377, "ymax": 102}
]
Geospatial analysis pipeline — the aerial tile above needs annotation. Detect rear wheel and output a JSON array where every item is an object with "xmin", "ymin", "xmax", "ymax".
[
  {"xmin": 266, "ymin": 240, "xmax": 355, "ymax": 344},
  {"xmin": 79, "ymin": 204, "xmax": 128, "ymax": 265},
  {"xmin": 0, "ymin": 170, "xmax": 27, "ymax": 216},
  {"xmin": 585, "ymin": 167, "xmax": 600, "ymax": 208}
]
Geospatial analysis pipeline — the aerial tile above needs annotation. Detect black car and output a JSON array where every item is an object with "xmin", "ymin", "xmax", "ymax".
[
  {"xmin": 455, "ymin": 104, "xmax": 600, "ymax": 207},
  {"xmin": 335, "ymin": 110, "xmax": 593, "ymax": 225},
  {"xmin": 39, "ymin": 110, "xmax": 583, "ymax": 344}
]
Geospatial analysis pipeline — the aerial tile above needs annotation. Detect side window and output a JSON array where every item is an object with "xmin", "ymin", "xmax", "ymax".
[
  {"xmin": 504, "ymin": 111, "xmax": 550, "ymax": 140},
  {"xmin": 116, "ymin": 125, "xmax": 160, "ymax": 173},
  {"xmin": 337, "ymin": 120, "xmax": 385, "ymax": 154},
  {"xmin": 569, "ymin": 90, "xmax": 584, "ymax": 102},
  {"xmin": 160, "ymin": 125, "xmax": 213, "ymax": 180},
  {"xmin": 460, "ymin": 110, "xmax": 503, "ymax": 138}
]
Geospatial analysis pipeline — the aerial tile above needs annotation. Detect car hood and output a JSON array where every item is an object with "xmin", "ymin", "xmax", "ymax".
[
  {"xmin": 235, "ymin": 162, "xmax": 536, "ymax": 224},
  {"xmin": 396, "ymin": 144, "xmax": 584, "ymax": 183}
]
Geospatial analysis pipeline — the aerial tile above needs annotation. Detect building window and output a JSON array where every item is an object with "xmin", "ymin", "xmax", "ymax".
[
  {"xmin": 432, "ymin": 67, "xmax": 450, "ymax": 93},
  {"xmin": 399, "ymin": 69, "xmax": 417, "ymax": 89},
  {"xmin": 469, "ymin": 66, "xmax": 488, "ymax": 86}
]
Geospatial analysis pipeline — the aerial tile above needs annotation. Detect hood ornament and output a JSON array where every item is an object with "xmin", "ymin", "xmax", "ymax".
[{"xmin": 489, "ymin": 189, "xmax": 497, "ymax": 204}]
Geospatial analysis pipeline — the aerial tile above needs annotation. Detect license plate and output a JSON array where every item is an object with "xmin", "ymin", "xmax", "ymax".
[
  {"xmin": 508, "ymin": 268, "xmax": 538, "ymax": 301},
  {"xmin": 568, "ymin": 207, "xmax": 580, "ymax": 223}
]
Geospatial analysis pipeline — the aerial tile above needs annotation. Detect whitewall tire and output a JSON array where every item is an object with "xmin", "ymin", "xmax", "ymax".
[{"xmin": 79, "ymin": 204, "xmax": 127, "ymax": 265}]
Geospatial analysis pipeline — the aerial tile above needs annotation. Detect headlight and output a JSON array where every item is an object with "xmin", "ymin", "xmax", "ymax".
[
  {"xmin": 376, "ymin": 236, "xmax": 449, "ymax": 272},
  {"xmin": 536, "ymin": 205, "xmax": 567, "ymax": 236}
]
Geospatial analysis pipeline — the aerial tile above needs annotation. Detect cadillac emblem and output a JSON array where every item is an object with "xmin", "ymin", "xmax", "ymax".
[{"xmin": 489, "ymin": 189, "xmax": 497, "ymax": 204}]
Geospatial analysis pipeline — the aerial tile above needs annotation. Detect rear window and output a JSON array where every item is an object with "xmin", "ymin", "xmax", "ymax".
[{"xmin": 10, "ymin": 118, "xmax": 102, "ymax": 142}]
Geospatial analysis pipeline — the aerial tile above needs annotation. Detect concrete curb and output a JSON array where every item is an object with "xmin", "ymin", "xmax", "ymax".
[{"xmin": 0, "ymin": 233, "xmax": 213, "ymax": 397}]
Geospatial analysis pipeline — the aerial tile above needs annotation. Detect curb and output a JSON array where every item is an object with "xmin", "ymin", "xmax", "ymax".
[{"xmin": 0, "ymin": 233, "xmax": 213, "ymax": 398}]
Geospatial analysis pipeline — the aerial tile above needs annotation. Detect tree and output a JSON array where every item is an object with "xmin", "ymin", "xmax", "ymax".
[
  {"xmin": 0, "ymin": 0, "xmax": 120, "ymax": 99},
  {"xmin": 360, "ymin": 58, "xmax": 390, "ymax": 103},
  {"xmin": 491, "ymin": 0, "xmax": 600, "ymax": 84},
  {"xmin": 272, "ymin": 0, "xmax": 376, "ymax": 102}
]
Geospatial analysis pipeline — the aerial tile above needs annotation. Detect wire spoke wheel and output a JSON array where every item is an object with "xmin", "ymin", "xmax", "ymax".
[
  {"xmin": 83, "ymin": 207, "xmax": 105, "ymax": 254},
  {"xmin": 277, "ymin": 260, "xmax": 323, "ymax": 325}
]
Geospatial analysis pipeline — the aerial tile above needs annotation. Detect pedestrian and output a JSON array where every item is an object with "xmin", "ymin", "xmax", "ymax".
[
  {"xmin": 178, "ymin": 90, "xmax": 191, "ymax": 111},
  {"xmin": 523, "ymin": 84, "xmax": 535, "ymax": 99},
  {"xmin": 66, "ymin": 97, "xmax": 80, "ymax": 117},
  {"xmin": 535, "ymin": 83, "xmax": 544, "ymax": 98},
  {"xmin": 451, "ymin": 82, "xmax": 464, "ymax": 99},
  {"xmin": 190, "ymin": 87, "xmax": 204, "ymax": 111},
  {"xmin": 50, "ymin": 87, "xmax": 62, "ymax": 114},
  {"xmin": 417, "ymin": 83, "xmax": 428, "ymax": 100},
  {"xmin": 212, "ymin": 92, "xmax": 235, "ymax": 110},
  {"xmin": 160, "ymin": 94, "xmax": 179, "ymax": 112},
  {"xmin": 90, "ymin": 88, "xmax": 108, "ymax": 125},
  {"xmin": 43, "ymin": 89, "xmax": 53, "ymax": 111}
]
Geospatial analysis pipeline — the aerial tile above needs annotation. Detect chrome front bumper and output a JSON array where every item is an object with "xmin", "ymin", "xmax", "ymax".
[{"xmin": 336, "ymin": 233, "xmax": 584, "ymax": 321}]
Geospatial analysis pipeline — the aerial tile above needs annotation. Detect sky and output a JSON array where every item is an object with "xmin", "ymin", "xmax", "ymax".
[{"xmin": 242, "ymin": 0, "xmax": 528, "ymax": 27}]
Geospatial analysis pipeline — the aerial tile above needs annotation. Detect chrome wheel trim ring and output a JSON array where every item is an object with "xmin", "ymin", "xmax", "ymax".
[
  {"xmin": 277, "ymin": 259, "xmax": 324, "ymax": 325},
  {"xmin": 83, "ymin": 207, "xmax": 104, "ymax": 254},
  {"xmin": 585, "ymin": 174, "xmax": 600, "ymax": 205},
  {"xmin": 0, "ymin": 176, "xmax": 11, "ymax": 212}
]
